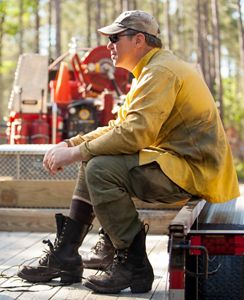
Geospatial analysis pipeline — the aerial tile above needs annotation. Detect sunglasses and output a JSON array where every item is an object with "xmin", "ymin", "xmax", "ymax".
[{"xmin": 108, "ymin": 33, "xmax": 136, "ymax": 43}]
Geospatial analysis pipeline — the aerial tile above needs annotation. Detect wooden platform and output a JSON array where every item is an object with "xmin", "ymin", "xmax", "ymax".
[
  {"xmin": 0, "ymin": 207, "xmax": 179, "ymax": 234},
  {"xmin": 0, "ymin": 231, "xmax": 169, "ymax": 300},
  {"xmin": 0, "ymin": 179, "xmax": 188, "ymax": 209},
  {"xmin": 0, "ymin": 177, "xmax": 187, "ymax": 233}
]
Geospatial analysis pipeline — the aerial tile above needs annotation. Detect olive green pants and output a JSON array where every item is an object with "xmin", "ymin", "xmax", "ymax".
[{"xmin": 73, "ymin": 153, "xmax": 192, "ymax": 249}]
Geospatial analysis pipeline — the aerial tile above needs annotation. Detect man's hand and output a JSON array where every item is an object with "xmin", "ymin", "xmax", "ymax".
[{"xmin": 43, "ymin": 142, "xmax": 82, "ymax": 175}]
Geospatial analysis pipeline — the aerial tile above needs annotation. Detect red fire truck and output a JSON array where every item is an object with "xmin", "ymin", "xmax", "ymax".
[{"xmin": 5, "ymin": 39, "xmax": 130, "ymax": 145}]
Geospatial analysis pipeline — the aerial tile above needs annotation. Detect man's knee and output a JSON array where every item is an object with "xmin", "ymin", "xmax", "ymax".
[
  {"xmin": 85, "ymin": 156, "xmax": 107, "ymax": 174},
  {"xmin": 85, "ymin": 156, "xmax": 109, "ymax": 184}
]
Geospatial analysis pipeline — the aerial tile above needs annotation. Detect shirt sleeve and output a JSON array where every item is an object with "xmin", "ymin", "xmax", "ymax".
[
  {"xmin": 69, "ymin": 125, "xmax": 111, "ymax": 146},
  {"xmin": 79, "ymin": 67, "xmax": 181, "ymax": 161},
  {"xmin": 68, "ymin": 93, "xmax": 132, "ymax": 146}
]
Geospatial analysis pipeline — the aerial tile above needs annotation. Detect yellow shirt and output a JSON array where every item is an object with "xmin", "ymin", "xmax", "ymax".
[{"xmin": 70, "ymin": 48, "xmax": 240, "ymax": 203}]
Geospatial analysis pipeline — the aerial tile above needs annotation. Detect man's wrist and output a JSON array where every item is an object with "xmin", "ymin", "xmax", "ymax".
[
  {"xmin": 71, "ymin": 145, "xmax": 83, "ymax": 162},
  {"xmin": 63, "ymin": 139, "xmax": 73, "ymax": 147}
]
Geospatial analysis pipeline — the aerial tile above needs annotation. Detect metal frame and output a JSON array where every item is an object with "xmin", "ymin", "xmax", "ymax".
[{"xmin": 168, "ymin": 199, "xmax": 206, "ymax": 300}]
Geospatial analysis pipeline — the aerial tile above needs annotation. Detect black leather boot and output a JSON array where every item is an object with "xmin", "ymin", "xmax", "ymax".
[
  {"xmin": 82, "ymin": 227, "xmax": 114, "ymax": 270},
  {"xmin": 84, "ymin": 225, "xmax": 154, "ymax": 293},
  {"xmin": 17, "ymin": 214, "xmax": 90, "ymax": 284}
]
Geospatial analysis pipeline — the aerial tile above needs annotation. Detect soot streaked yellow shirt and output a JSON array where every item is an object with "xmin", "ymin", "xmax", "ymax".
[{"xmin": 69, "ymin": 48, "xmax": 240, "ymax": 203}]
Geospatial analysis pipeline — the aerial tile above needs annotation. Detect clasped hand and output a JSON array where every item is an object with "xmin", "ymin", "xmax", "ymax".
[{"xmin": 43, "ymin": 142, "xmax": 82, "ymax": 175}]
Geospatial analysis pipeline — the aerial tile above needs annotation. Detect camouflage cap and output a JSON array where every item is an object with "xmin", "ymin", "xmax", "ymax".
[{"xmin": 98, "ymin": 10, "xmax": 160, "ymax": 37}]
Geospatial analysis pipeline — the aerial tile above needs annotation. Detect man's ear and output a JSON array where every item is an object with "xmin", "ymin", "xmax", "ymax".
[{"xmin": 135, "ymin": 33, "xmax": 146, "ymax": 48}]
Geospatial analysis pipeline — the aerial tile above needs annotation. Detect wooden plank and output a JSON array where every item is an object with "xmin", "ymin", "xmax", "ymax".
[
  {"xmin": 0, "ymin": 232, "xmax": 52, "ymax": 299},
  {"xmin": 139, "ymin": 210, "xmax": 178, "ymax": 234},
  {"xmin": 169, "ymin": 199, "xmax": 206, "ymax": 235},
  {"xmin": 0, "ymin": 232, "xmax": 169, "ymax": 300},
  {"xmin": 150, "ymin": 236, "xmax": 169, "ymax": 300},
  {"xmin": 0, "ymin": 179, "xmax": 188, "ymax": 210},
  {"xmin": 0, "ymin": 208, "xmax": 68, "ymax": 232},
  {"xmin": 0, "ymin": 208, "xmax": 178, "ymax": 234},
  {"xmin": 0, "ymin": 231, "xmax": 30, "ymax": 250},
  {"xmin": 0, "ymin": 232, "xmax": 50, "ymax": 264},
  {"xmin": 0, "ymin": 208, "xmax": 100, "ymax": 233},
  {"xmin": 15, "ymin": 282, "xmax": 62, "ymax": 300},
  {"xmin": 47, "ymin": 283, "xmax": 89, "ymax": 300},
  {"xmin": 0, "ymin": 180, "xmax": 75, "ymax": 208},
  {"xmin": 0, "ymin": 233, "xmax": 100, "ymax": 300}
]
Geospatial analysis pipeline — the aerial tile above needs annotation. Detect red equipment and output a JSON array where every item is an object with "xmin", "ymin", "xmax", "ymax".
[
  {"xmin": 6, "ymin": 43, "xmax": 130, "ymax": 144},
  {"xmin": 31, "ymin": 117, "xmax": 49, "ymax": 144},
  {"xmin": 12, "ymin": 118, "xmax": 29, "ymax": 144}
]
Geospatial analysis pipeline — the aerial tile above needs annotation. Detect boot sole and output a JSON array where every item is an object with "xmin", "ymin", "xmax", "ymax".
[
  {"xmin": 18, "ymin": 270, "xmax": 60, "ymax": 283},
  {"xmin": 83, "ymin": 263, "xmax": 109, "ymax": 270},
  {"xmin": 84, "ymin": 279, "xmax": 153, "ymax": 294},
  {"xmin": 17, "ymin": 268, "xmax": 82, "ymax": 284}
]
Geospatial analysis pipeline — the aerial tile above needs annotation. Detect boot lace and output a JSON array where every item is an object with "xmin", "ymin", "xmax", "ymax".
[
  {"xmin": 39, "ymin": 221, "xmax": 67, "ymax": 265},
  {"xmin": 99, "ymin": 224, "xmax": 149, "ymax": 276},
  {"xmin": 101, "ymin": 248, "xmax": 128, "ymax": 276},
  {"xmin": 91, "ymin": 240, "xmax": 104, "ymax": 254},
  {"xmin": 90, "ymin": 233, "xmax": 107, "ymax": 254},
  {"xmin": 113, "ymin": 249, "xmax": 128, "ymax": 265}
]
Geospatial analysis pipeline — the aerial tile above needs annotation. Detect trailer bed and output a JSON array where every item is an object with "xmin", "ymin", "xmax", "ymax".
[
  {"xmin": 198, "ymin": 194, "xmax": 244, "ymax": 230},
  {"xmin": 168, "ymin": 184, "xmax": 244, "ymax": 300}
]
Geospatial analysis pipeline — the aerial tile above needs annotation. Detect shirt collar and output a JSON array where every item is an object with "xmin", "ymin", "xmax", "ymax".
[{"xmin": 132, "ymin": 48, "xmax": 160, "ymax": 79}]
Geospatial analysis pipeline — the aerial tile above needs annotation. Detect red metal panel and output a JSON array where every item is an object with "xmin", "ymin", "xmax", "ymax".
[
  {"xmin": 190, "ymin": 234, "xmax": 244, "ymax": 255},
  {"xmin": 169, "ymin": 269, "xmax": 185, "ymax": 289}
]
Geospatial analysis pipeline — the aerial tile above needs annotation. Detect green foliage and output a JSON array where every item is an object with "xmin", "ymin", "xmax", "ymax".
[
  {"xmin": 220, "ymin": 0, "xmax": 240, "ymax": 59},
  {"xmin": 223, "ymin": 76, "xmax": 244, "ymax": 137},
  {"xmin": 235, "ymin": 159, "xmax": 244, "ymax": 181},
  {"xmin": 0, "ymin": 59, "xmax": 16, "ymax": 72}
]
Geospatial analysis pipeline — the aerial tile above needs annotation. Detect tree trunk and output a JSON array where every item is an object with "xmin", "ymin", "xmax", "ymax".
[
  {"xmin": 120, "ymin": 0, "xmax": 129, "ymax": 11},
  {"xmin": 164, "ymin": 0, "xmax": 172, "ymax": 49},
  {"xmin": 196, "ymin": 0, "xmax": 204, "ymax": 74},
  {"xmin": 128, "ymin": 0, "xmax": 137, "ymax": 10},
  {"xmin": 48, "ymin": 0, "xmax": 52, "ymax": 59},
  {"xmin": 54, "ymin": 0, "xmax": 61, "ymax": 57},
  {"xmin": 34, "ymin": 0, "xmax": 40, "ymax": 53},
  {"xmin": 211, "ymin": 0, "xmax": 224, "ymax": 122},
  {"xmin": 112, "ymin": 0, "xmax": 120, "ymax": 20},
  {"xmin": 103, "ymin": 0, "xmax": 109, "ymax": 26},
  {"xmin": 237, "ymin": 0, "xmax": 244, "ymax": 76},
  {"xmin": 209, "ymin": 4, "xmax": 216, "ymax": 94},
  {"xmin": 150, "ymin": 0, "xmax": 161, "ymax": 28},
  {"xmin": 197, "ymin": 0, "xmax": 211, "ymax": 85},
  {"xmin": 176, "ymin": 0, "xmax": 184, "ymax": 57},
  {"xmin": 19, "ymin": 0, "xmax": 24, "ymax": 54},
  {"xmin": 86, "ymin": 0, "xmax": 92, "ymax": 47},
  {"xmin": 202, "ymin": 0, "xmax": 211, "ymax": 88},
  {"xmin": 0, "ymin": 7, "xmax": 5, "ymax": 117},
  {"xmin": 96, "ymin": 0, "xmax": 101, "ymax": 45}
]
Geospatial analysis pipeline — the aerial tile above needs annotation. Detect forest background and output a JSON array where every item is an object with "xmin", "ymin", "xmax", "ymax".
[{"xmin": 0, "ymin": 0, "xmax": 244, "ymax": 179}]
